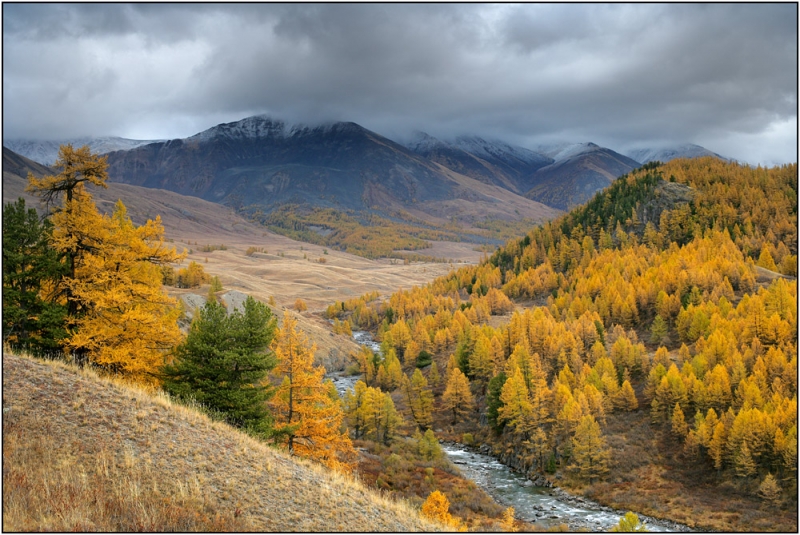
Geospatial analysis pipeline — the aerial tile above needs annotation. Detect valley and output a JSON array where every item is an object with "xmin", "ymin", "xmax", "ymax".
[
  {"xmin": 4, "ymin": 4, "xmax": 795, "ymax": 533},
  {"xmin": 2, "ymin": 128, "xmax": 795, "ymax": 534}
]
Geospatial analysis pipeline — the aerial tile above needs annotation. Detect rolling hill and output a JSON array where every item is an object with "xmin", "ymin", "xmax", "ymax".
[{"xmin": 2, "ymin": 352, "xmax": 443, "ymax": 531}]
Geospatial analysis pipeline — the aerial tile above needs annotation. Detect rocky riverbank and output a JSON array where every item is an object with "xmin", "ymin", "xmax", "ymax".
[{"xmin": 444, "ymin": 441, "xmax": 693, "ymax": 532}]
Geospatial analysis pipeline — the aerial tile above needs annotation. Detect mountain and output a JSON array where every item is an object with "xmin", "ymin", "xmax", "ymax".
[
  {"xmin": 3, "ymin": 137, "xmax": 163, "ymax": 166},
  {"xmin": 402, "ymin": 131, "xmax": 552, "ymax": 194},
  {"xmin": 523, "ymin": 143, "xmax": 642, "ymax": 210},
  {"xmin": 2, "ymin": 145, "xmax": 53, "ymax": 180},
  {"xmin": 3, "ymin": 146, "xmax": 300, "ymax": 239},
  {"xmin": 624, "ymin": 143, "xmax": 727, "ymax": 164},
  {"xmin": 531, "ymin": 141, "xmax": 600, "ymax": 162},
  {"xmin": 103, "ymin": 116, "xmax": 559, "ymax": 225}
]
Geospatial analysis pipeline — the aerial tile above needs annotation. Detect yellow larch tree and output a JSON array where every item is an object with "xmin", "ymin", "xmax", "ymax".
[
  {"xmin": 27, "ymin": 145, "xmax": 183, "ymax": 385},
  {"xmin": 66, "ymin": 201, "xmax": 183, "ymax": 385},
  {"xmin": 270, "ymin": 311, "xmax": 355, "ymax": 472},
  {"xmin": 442, "ymin": 368, "xmax": 474, "ymax": 424},
  {"xmin": 420, "ymin": 490, "xmax": 464, "ymax": 531}
]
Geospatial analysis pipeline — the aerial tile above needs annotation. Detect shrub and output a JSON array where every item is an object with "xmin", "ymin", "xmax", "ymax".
[{"xmin": 416, "ymin": 350, "xmax": 433, "ymax": 368}]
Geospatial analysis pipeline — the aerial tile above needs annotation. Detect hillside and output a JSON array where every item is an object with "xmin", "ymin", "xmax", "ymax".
[
  {"xmin": 325, "ymin": 157, "xmax": 798, "ymax": 532},
  {"xmin": 625, "ymin": 143, "xmax": 728, "ymax": 165},
  {"xmin": 403, "ymin": 131, "xmax": 552, "ymax": 194},
  {"xmin": 523, "ymin": 143, "xmax": 642, "ymax": 210},
  {"xmin": 2, "ymin": 352, "xmax": 443, "ymax": 532}
]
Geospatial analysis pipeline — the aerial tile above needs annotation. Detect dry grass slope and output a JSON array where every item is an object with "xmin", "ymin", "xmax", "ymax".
[{"xmin": 2, "ymin": 353, "xmax": 443, "ymax": 532}]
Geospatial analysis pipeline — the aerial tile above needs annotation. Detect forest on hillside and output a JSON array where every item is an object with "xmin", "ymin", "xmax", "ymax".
[{"xmin": 326, "ymin": 157, "xmax": 798, "ymax": 532}]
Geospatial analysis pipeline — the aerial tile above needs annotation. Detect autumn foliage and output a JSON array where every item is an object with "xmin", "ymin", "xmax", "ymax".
[
  {"xmin": 270, "ymin": 312, "xmax": 356, "ymax": 472},
  {"xmin": 327, "ymin": 158, "xmax": 797, "ymax": 498}
]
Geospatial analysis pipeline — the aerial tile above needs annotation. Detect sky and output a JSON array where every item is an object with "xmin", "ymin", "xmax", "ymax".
[{"xmin": 3, "ymin": 3, "xmax": 797, "ymax": 166}]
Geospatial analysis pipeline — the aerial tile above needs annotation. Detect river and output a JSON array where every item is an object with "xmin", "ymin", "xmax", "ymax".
[{"xmin": 331, "ymin": 331, "xmax": 691, "ymax": 532}]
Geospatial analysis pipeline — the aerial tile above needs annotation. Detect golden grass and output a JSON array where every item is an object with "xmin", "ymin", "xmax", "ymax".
[{"xmin": 2, "ymin": 353, "xmax": 444, "ymax": 532}]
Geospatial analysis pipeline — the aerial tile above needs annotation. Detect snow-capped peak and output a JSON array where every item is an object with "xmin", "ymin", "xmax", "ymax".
[
  {"xmin": 401, "ymin": 131, "xmax": 449, "ymax": 153},
  {"xmin": 188, "ymin": 115, "xmax": 289, "ymax": 142},
  {"xmin": 624, "ymin": 143, "xmax": 727, "ymax": 164},
  {"xmin": 451, "ymin": 135, "xmax": 551, "ymax": 165},
  {"xmin": 3, "ymin": 136, "xmax": 163, "ymax": 166}
]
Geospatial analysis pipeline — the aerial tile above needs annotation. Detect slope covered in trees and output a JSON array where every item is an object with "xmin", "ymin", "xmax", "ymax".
[{"xmin": 327, "ymin": 158, "xmax": 797, "ymax": 532}]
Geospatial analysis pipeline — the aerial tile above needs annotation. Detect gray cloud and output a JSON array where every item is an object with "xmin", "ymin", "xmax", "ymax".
[{"xmin": 3, "ymin": 3, "xmax": 796, "ymax": 165}]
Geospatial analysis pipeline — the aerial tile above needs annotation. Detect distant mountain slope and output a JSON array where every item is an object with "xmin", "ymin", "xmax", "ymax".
[
  {"xmin": 2, "ymin": 146, "xmax": 53, "ymax": 179},
  {"xmin": 3, "ymin": 352, "xmax": 442, "ymax": 532},
  {"xmin": 403, "ymin": 131, "xmax": 552, "ymax": 194},
  {"xmin": 624, "ymin": 143, "xmax": 727, "ymax": 164},
  {"xmin": 523, "ymin": 144, "xmax": 642, "ymax": 210},
  {"xmin": 3, "ymin": 137, "xmax": 163, "ymax": 166},
  {"xmin": 3, "ymin": 146, "xmax": 281, "ymax": 237},
  {"xmin": 103, "ymin": 116, "xmax": 557, "ymax": 225}
]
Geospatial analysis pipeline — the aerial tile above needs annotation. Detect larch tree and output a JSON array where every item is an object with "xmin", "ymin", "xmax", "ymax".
[
  {"xmin": 498, "ymin": 367, "xmax": 533, "ymax": 437},
  {"xmin": 67, "ymin": 201, "xmax": 183, "ymax": 384},
  {"xmin": 616, "ymin": 379, "xmax": 639, "ymax": 411},
  {"xmin": 569, "ymin": 414, "xmax": 611, "ymax": 483},
  {"xmin": 270, "ymin": 311, "xmax": 355, "ymax": 472},
  {"xmin": 757, "ymin": 473, "xmax": 782, "ymax": 504},
  {"xmin": 442, "ymin": 368, "xmax": 474, "ymax": 424},
  {"xmin": 402, "ymin": 368, "xmax": 434, "ymax": 430},
  {"xmin": 428, "ymin": 359, "xmax": 441, "ymax": 388},
  {"xmin": 343, "ymin": 380, "xmax": 368, "ymax": 439},
  {"xmin": 610, "ymin": 511, "xmax": 648, "ymax": 532},
  {"xmin": 26, "ymin": 144, "xmax": 109, "ymax": 317},
  {"xmin": 420, "ymin": 490, "xmax": 464, "ymax": 530}
]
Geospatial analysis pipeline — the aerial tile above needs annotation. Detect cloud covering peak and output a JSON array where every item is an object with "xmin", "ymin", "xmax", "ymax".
[{"xmin": 3, "ymin": 3, "xmax": 796, "ymax": 166}]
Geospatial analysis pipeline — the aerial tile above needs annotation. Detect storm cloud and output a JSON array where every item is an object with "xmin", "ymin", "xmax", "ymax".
[{"xmin": 3, "ymin": 3, "xmax": 797, "ymax": 165}]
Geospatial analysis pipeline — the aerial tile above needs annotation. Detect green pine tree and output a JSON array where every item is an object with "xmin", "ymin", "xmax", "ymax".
[
  {"xmin": 486, "ymin": 371, "xmax": 508, "ymax": 433},
  {"xmin": 162, "ymin": 296, "xmax": 277, "ymax": 436},
  {"xmin": 2, "ymin": 198, "xmax": 68, "ymax": 353}
]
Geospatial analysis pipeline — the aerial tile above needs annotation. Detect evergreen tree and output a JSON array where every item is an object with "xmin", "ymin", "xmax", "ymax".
[
  {"xmin": 163, "ymin": 297, "xmax": 276, "ymax": 434},
  {"xmin": 486, "ymin": 371, "xmax": 508, "ymax": 432},
  {"xmin": 2, "ymin": 198, "xmax": 67, "ymax": 353}
]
